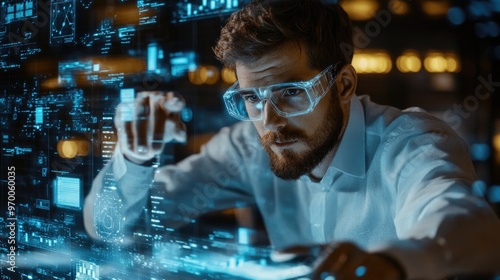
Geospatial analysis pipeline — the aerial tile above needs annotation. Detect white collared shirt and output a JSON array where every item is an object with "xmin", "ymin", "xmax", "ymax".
[{"xmin": 84, "ymin": 95, "xmax": 500, "ymax": 279}]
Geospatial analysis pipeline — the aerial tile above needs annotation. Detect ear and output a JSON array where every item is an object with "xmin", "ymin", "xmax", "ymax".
[{"xmin": 335, "ymin": 64, "xmax": 357, "ymax": 104}]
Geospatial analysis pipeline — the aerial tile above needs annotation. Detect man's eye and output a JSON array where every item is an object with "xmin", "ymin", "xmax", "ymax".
[
  {"xmin": 243, "ymin": 94, "xmax": 259, "ymax": 103},
  {"xmin": 283, "ymin": 88, "xmax": 304, "ymax": 96}
]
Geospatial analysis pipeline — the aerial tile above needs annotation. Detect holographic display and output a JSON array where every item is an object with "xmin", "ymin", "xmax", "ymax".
[
  {"xmin": 54, "ymin": 176, "xmax": 82, "ymax": 210},
  {"xmin": 0, "ymin": 1, "xmax": 284, "ymax": 279}
]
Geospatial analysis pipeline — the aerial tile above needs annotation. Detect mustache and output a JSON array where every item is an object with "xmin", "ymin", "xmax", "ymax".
[{"xmin": 261, "ymin": 129, "xmax": 306, "ymax": 144}]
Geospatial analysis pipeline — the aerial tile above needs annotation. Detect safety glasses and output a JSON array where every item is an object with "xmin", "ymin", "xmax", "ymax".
[{"xmin": 223, "ymin": 64, "xmax": 338, "ymax": 121}]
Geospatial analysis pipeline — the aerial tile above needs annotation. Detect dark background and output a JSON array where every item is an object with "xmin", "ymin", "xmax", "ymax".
[{"xmin": 0, "ymin": 0, "xmax": 499, "ymax": 279}]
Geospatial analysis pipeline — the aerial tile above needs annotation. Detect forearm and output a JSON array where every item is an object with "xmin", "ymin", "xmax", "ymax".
[{"xmin": 83, "ymin": 152, "xmax": 155, "ymax": 243}]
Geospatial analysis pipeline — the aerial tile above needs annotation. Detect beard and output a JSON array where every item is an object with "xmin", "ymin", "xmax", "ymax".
[{"xmin": 260, "ymin": 93, "xmax": 344, "ymax": 180}]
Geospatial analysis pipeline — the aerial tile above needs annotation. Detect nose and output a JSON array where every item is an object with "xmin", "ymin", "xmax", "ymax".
[{"xmin": 262, "ymin": 101, "xmax": 287, "ymax": 131}]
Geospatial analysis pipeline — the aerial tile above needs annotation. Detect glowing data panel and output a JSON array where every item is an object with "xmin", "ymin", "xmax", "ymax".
[
  {"xmin": 50, "ymin": 0, "xmax": 76, "ymax": 44},
  {"xmin": 173, "ymin": 0, "xmax": 250, "ymax": 22},
  {"xmin": 54, "ymin": 176, "xmax": 82, "ymax": 210},
  {"xmin": 1, "ymin": 0, "xmax": 36, "ymax": 24}
]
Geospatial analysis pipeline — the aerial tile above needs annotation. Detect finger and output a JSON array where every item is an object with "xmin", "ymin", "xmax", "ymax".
[
  {"xmin": 115, "ymin": 103, "xmax": 135, "ymax": 152},
  {"xmin": 124, "ymin": 121, "xmax": 134, "ymax": 152},
  {"xmin": 312, "ymin": 242, "xmax": 360, "ymax": 280},
  {"xmin": 166, "ymin": 108, "xmax": 187, "ymax": 143},
  {"xmin": 174, "ymin": 120, "xmax": 187, "ymax": 143},
  {"xmin": 134, "ymin": 95, "xmax": 150, "ymax": 154},
  {"xmin": 161, "ymin": 91, "xmax": 185, "ymax": 113},
  {"xmin": 149, "ymin": 94, "xmax": 168, "ymax": 151},
  {"xmin": 162, "ymin": 92, "xmax": 187, "ymax": 143}
]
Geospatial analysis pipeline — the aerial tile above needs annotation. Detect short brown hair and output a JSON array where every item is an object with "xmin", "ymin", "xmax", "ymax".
[{"xmin": 214, "ymin": 0, "xmax": 353, "ymax": 70}]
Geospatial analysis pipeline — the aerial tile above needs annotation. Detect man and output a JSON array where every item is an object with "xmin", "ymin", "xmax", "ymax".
[{"xmin": 84, "ymin": 0, "xmax": 500, "ymax": 279}]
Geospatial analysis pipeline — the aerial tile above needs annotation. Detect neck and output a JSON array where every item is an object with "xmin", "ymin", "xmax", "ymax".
[
  {"xmin": 308, "ymin": 107, "xmax": 350, "ymax": 181},
  {"xmin": 309, "ymin": 146, "xmax": 336, "ymax": 181}
]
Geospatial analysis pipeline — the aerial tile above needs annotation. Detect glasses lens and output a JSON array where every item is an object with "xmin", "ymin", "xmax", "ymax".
[
  {"xmin": 229, "ymin": 89, "xmax": 264, "ymax": 120},
  {"xmin": 268, "ymin": 84, "xmax": 312, "ymax": 115}
]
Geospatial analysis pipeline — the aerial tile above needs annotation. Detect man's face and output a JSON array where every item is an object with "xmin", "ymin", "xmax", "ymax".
[{"xmin": 235, "ymin": 41, "xmax": 345, "ymax": 180}]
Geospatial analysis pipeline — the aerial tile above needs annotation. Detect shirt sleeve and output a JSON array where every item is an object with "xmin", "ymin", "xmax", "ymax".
[
  {"xmin": 83, "ymin": 122, "xmax": 258, "ymax": 242},
  {"xmin": 371, "ymin": 113, "xmax": 500, "ymax": 279},
  {"xmin": 153, "ymin": 123, "xmax": 259, "ymax": 223},
  {"xmin": 83, "ymin": 144, "xmax": 156, "ymax": 243}
]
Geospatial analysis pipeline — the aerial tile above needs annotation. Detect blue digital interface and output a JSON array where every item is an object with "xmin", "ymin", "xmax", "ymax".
[
  {"xmin": 0, "ymin": 1, "xmax": 270, "ymax": 279},
  {"xmin": 54, "ymin": 176, "xmax": 82, "ymax": 210}
]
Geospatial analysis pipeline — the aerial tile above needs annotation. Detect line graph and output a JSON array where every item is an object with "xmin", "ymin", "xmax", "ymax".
[{"xmin": 50, "ymin": 0, "xmax": 76, "ymax": 44}]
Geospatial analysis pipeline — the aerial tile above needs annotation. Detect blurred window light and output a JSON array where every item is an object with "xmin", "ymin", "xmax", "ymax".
[
  {"xmin": 487, "ymin": 21, "xmax": 500, "ymax": 37},
  {"xmin": 57, "ymin": 140, "xmax": 78, "ymax": 159},
  {"xmin": 341, "ymin": 0, "xmax": 379, "ymax": 21},
  {"xmin": 181, "ymin": 107, "xmax": 193, "ymax": 122},
  {"xmin": 76, "ymin": 140, "xmax": 89, "ymax": 157},
  {"xmin": 421, "ymin": 1, "xmax": 450, "ymax": 17},
  {"xmin": 425, "ymin": 54, "xmax": 447, "ymax": 72},
  {"xmin": 444, "ymin": 53, "xmax": 460, "ymax": 72},
  {"xmin": 473, "ymin": 21, "xmax": 500, "ymax": 38},
  {"xmin": 472, "ymin": 180, "xmax": 488, "ymax": 196},
  {"xmin": 424, "ymin": 51, "xmax": 461, "ymax": 73},
  {"xmin": 488, "ymin": 185, "xmax": 500, "ymax": 203},
  {"xmin": 188, "ymin": 66, "xmax": 206, "ymax": 85},
  {"xmin": 470, "ymin": 143, "xmax": 491, "ymax": 161},
  {"xmin": 221, "ymin": 67, "xmax": 237, "ymax": 84},
  {"xmin": 396, "ymin": 50, "xmax": 422, "ymax": 73},
  {"xmin": 203, "ymin": 65, "xmax": 220, "ymax": 85},
  {"xmin": 57, "ymin": 139, "xmax": 90, "ymax": 158},
  {"xmin": 494, "ymin": 132, "xmax": 500, "ymax": 163},
  {"xmin": 352, "ymin": 51, "xmax": 392, "ymax": 74},
  {"xmin": 468, "ymin": 1, "xmax": 491, "ymax": 18},
  {"xmin": 493, "ymin": 0, "xmax": 500, "ymax": 12},
  {"xmin": 388, "ymin": 0, "xmax": 410, "ymax": 15},
  {"xmin": 447, "ymin": 7, "xmax": 465, "ymax": 26},
  {"xmin": 188, "ymin": 65, "xmax": 220, "ymax": 85}
]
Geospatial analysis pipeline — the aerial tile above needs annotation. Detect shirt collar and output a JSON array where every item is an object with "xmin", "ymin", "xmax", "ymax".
[{"xmin": 328, "ymin": 95, "xmax": 366, "ymax": 178}]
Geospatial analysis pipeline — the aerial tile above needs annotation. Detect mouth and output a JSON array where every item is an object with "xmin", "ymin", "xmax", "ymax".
[{"xmin": 272, "ymin": 139, "xmax": 298, "ymax": 148}]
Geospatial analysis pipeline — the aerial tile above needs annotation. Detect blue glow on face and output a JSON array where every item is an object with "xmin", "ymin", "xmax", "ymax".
[{"xmin": 355, "ymin": 265, "xmax": 367, "ymax": 277}]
